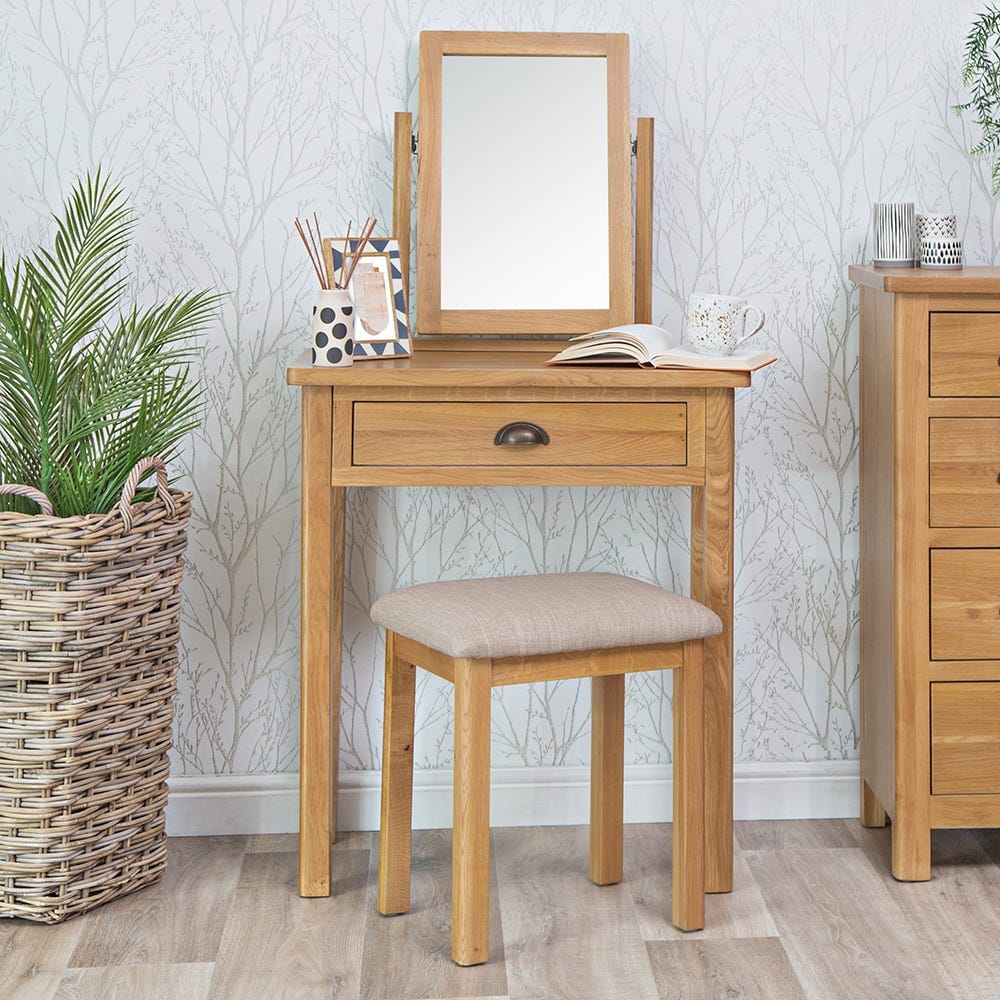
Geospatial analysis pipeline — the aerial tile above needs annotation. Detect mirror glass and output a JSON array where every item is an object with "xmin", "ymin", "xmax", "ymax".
[{"xmin": 439, "ymin": 55, "xmax": 609, "ymax": 310}]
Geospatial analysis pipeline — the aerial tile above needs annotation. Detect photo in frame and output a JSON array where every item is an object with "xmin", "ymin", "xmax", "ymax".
[{"xmin": 323, "ymin": 237, "xmax": 411, "ymax": 358}]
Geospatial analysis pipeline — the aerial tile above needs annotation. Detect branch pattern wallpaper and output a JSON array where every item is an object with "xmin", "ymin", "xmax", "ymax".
[{"xmin": 1, "ymin": 0, "xmax": 995, "ymax": 778}]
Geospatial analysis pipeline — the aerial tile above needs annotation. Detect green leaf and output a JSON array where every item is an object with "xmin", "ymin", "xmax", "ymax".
[
  {"xmin": 0, "ymin": 171, "xmax": 220, "ymax": 516},
  {"xmin": 955, "ymin": 5, "xmax": 1000, "ymax": 194}
]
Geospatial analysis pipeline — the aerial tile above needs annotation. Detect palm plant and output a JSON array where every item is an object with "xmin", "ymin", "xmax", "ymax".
[
  {"xmin": 955, "ymin": 4, "xmax": 1000, "ymax": 195},
  {"xmin": 0, "ymin": 172, "xmax": 216, "ymax": 516}
]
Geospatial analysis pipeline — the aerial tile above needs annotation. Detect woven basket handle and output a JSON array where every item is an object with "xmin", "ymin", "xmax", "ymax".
[
  {"xmin": 0, "ymin": 483, "xmax": 55, "ymax": 516},
  {"xmin": 119, "ymin": 457, "xmax": 178, "ymax": 531}
]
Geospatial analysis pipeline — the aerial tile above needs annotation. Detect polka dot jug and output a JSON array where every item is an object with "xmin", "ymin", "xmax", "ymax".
[{"xmin": 311, "ymin": 289, "xmax": 355, "ymax": 367}]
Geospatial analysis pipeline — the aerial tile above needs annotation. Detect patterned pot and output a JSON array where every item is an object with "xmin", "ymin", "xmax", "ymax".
[
  {"xmin": 311, "ymin": 289, "xmax": 355, "ymax": 367},
  {"xmin": 919, "ymin": 237, "xmax": 963, "ymax": 269},
  {"xmin": 915, "ymin": 214, "xmax": 957, "ymax": 262}
]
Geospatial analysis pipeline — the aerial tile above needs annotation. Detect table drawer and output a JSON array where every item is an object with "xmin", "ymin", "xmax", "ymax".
[
  {"xmin": 930, "ymin": 549, "xmax": 1000, "ymax": 659},
  {"xmin": 930, "ymin": 313, "xmax": 1000, "ymax": 397},
  {"xmin": 932, "ymin": 682, "xmax": 1000, "ymax": 794},
  {"xmin": 352, "ymin": 402, "xmax": 687, "ymax": 467},
  {"xmin": 930, "ymin": 418, "xmax": 1000, "ymax": 527}
]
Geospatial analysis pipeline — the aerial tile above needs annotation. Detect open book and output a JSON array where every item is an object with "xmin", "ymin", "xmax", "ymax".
[{"xmin": 546, "ymin": 324, "xmax": 777, "ymax": 372}]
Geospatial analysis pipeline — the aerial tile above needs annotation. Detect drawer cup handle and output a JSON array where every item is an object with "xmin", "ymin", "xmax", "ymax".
[{"xmin": 494, "ymin": 421, "xmax": 550, "ymax": 446}]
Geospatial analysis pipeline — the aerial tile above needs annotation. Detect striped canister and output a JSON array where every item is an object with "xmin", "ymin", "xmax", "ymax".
[{"xmin": 872, "ymin": 202, "xmax": 916, "ymax": 267}]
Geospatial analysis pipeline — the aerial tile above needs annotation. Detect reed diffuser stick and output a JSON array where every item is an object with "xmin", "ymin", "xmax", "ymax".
[
  {"xmin": 338, "ymin": 221, "xmax": 352, "ymax": 289},
  {"xmin": 294, "ymin": 217, "xmax": 327, "ymax": 289},
  {"xmin": 305, "ymin": 216, "xmax": 327, "ymax": 288},
  {"xmin": 313, "ymin": 212, "xmax": 335, "ymax": 288},
  {"xmin": 341, "ymin": 217, "xmax": 378, "ymax": 288}
]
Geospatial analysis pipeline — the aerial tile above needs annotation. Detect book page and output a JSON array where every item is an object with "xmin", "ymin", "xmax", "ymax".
[
  {"xmin": 646, "ymin": 346, "xmax": 778, "ymax": 371},
  {"xmin": 549, "ymin": 323, "xmax": 779, "ymax": 370},
  {"xmin": 571, "ymin": 324, "xmax": 681, "ymax": 358}
]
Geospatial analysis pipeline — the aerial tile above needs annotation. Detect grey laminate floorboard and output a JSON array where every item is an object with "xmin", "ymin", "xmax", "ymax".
[
  {"xmin": 53, "ymin": 962, "xmax": 214, "ymax": 1000},
  {"xmin": 3, "ymin": 820, "xmax": 999, "ymax": 999},
  {"xmin": 625, "ymin": 824, "xmax": 777, "ymax": 941},
  {"xmin": 853, "ymin": 825, "xmax": 1000, "ymax": 1000},
  {"xmin": 735, "ymin": 818, "xmax": 859, "ymax": 851},
  {"xmin": 67, "ymin": 836, "xmax": 245, "ymax": 968},
  {"xmin": 207, "ymin": 848, "xmax": 369, "ymax": 999},
  {"xmin": 359, "ymin": 830, "xmax": 507, "ymax": 1000},
  {"xmin": 493, "ymin": 826, "xmax": 659, "ymax": 1000},
  {"xmin": 745, "ymin": 846, "xmax": 953, "ymax": 1000},
  {"xmin": 645, "ymin": 937, "xmax": 807, "ymax": 1000},
  {"xmin": 0, "ymin": 917, "xmax": 84, "ymax": 1000}
]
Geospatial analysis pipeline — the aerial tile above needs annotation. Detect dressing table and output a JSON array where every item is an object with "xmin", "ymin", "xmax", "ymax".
[{"xmin": 287, "ymin": 31, "xmax": 759, "ymax": 901}]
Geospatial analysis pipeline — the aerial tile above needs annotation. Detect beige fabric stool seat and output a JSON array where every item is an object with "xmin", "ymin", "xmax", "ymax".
[{"xmin": 371, "ymin": 572, "xmax": 722, "ymax": 966}]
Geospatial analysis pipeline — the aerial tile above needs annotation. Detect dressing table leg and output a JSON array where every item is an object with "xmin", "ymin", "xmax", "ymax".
[
  {"xmin": 693, "ymin": 387, "xmax": 735, "ymax": 895},
  {"xmin": 299, "ymin": 386, "xmax": 341, "ymax": 896}
]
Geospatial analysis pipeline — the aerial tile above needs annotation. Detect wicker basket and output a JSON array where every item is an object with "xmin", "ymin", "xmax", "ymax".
[{"xmin": 0, "ymin": 458, "xmax": 191, "ymax": 922}]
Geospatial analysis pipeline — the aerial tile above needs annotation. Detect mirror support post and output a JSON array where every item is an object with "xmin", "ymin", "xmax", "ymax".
[
  {"xmin": 393, "ymin": 111, "xmax": 414, "ymax": 335},
  {"xmin": 634, "ymin": 117, "xmax": 654, "ymax": 324}
]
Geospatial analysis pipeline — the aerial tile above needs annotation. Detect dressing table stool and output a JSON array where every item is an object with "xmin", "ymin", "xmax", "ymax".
[{"xmin": 370, "ymin": 571, "xmax": 722, "ymax": 966}]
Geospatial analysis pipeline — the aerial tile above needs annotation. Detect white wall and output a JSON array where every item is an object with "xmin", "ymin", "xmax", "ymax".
[{"xmin": 1, "ymin": 0, "xmax": 995, "ymax": 831}]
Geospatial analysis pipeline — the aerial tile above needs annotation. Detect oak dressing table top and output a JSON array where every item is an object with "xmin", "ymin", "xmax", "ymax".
[{"xmin": 286, "ymin": 349, "xmax": 752, "ymax": 389}]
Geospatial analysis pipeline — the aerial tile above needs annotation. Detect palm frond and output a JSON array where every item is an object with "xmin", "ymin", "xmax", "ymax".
[
  {"xmin": 0, "ymin": 172, "xmax": 219, "ymax": 516},
  {"xmin": 27, "ymin": 170, "xmax": 132, "ymax": 354},
  {"xmin": 954, "ymin": 5, "xmax": 1000, "ymax": 194}
]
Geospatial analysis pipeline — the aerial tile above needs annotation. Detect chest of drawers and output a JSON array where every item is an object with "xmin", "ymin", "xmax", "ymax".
[{"xmin": 851, "ymin": 266, "xmax": 1000, "ymax": 880}]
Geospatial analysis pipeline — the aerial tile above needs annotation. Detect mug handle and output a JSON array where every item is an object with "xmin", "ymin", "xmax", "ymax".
[{"xmin": 735, "ymin": 306, "xmax": 765, "ymax": 348}]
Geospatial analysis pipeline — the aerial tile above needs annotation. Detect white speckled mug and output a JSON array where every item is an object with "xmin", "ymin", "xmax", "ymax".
[{"xmin": 685, "ymin": 293, "xmax": 765, "ymax": 356}]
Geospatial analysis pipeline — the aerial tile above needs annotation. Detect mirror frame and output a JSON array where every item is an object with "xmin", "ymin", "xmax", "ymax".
[{"xmin": 416, "ymin": 31, "xmax": 632, "ymax": 338}]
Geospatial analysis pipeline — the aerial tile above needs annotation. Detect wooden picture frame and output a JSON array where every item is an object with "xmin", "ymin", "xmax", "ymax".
[{"xmin": 323, "ymin": 237, "xmax": 412, "ymax": 358}]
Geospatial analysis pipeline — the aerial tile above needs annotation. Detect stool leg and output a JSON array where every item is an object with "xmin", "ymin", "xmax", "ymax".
[
  {"xmin": 672, "ymin": 639, "xmax": 705, "ymax": 931},
  {"xmin": 452, "ymin": 658, "xmax": 491, "ymax": 966},
  {"xmin": 378, "ymin": 631, "xmax": 416, "ymax": 915},
  {"xmin": 590, "ymin": 673, "xmax": 624, "ymax": 885}
]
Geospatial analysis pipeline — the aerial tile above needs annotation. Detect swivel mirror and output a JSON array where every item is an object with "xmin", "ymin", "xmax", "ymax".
[{"xmin": 415, "ymin": 31, "xmax": 632, "ymax": 337}]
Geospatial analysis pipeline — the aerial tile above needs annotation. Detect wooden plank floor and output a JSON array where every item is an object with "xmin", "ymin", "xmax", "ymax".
[{"xmin": 2, "ymin": 820, "xmax": 998, "ymax": 999}]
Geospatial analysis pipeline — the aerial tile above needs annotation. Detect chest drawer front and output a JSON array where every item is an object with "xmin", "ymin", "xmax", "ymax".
[
  {"xmin": 932, "ymin": 682, "xmax": 1000, "ymax": 794},
  {"xmin": 930, "ymin": 313, "xmax": 1000, "ymax": 397},
  {"xmin": 929, "ymin": 418, "xmax": 1000, "ymax": 527},
  {"xmin": 931, "ymin": 549, "xmax": 1000, "ymax": 660},
  {"xmin": 352, "ymin": 402, "xmax": 687, "ymax": 467}
]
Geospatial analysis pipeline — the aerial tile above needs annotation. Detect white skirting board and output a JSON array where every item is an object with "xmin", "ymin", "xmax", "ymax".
[{"xmin": 165, "ymin": 760, "xmax": 861, "ymax": 837}]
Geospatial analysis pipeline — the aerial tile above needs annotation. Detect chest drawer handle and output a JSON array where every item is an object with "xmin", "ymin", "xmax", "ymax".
[{"xmin": 494, "ymin": 421, "xmax": 550, "ymax": 446}]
